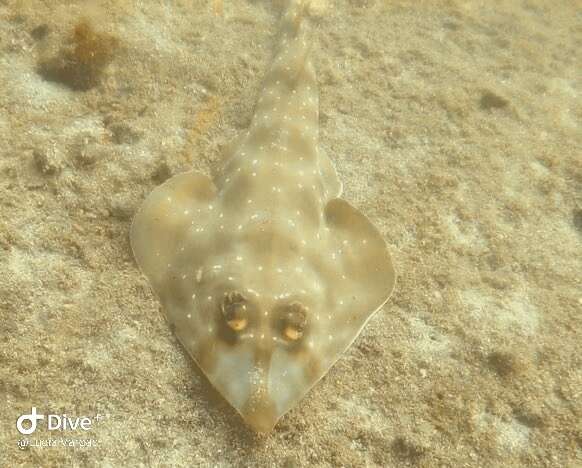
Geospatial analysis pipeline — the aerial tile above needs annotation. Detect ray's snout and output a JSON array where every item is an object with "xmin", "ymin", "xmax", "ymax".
[
  {"xmin": 211, "ymin": 340, "xmax": 281, "ymax": 433},
  {"xmin": 239, "ymin": 347, "xmax": 279, "ymax": 433},
  {"xmin": 241, "ymin": 393, "xmax": 279, "ymax": 433}
]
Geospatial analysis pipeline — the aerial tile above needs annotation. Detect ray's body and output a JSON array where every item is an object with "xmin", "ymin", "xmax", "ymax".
[{"xmin": 131, "ymin": 0, "xmax": 395, "ymax": 432}]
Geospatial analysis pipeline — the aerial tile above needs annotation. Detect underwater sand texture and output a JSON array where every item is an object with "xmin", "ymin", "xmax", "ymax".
[{"xmin": 0, "ymin": 0, "xmax": 580, "ymax": 466}]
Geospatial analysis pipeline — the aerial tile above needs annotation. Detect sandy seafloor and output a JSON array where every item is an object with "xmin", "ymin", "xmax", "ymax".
[{"xmin": 0, "ymin": 0, "xmax": 580, "ymax": 466}]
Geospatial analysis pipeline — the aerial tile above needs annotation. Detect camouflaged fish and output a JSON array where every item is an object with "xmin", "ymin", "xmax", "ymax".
[{"xmin": 131, "ymin": 0, "xmax": 395, "ymax": 432}]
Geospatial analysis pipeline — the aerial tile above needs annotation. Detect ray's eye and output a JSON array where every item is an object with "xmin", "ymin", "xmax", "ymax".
[
  {"xmin": 221, "ymin": 291, "xmax": 248, "ymax": 331},
  {"xmin": 281, "ymin": 301, "xmax": 308, "ymax": 341}
]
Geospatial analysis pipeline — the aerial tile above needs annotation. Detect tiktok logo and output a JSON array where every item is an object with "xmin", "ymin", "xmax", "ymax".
[
  {"xmin": 16, "ymin": 407, "xmax": 100, "ymax": 435},
  {"xmin": 16, "ymin": 407, "xmax": 44, "ymax": 435}
]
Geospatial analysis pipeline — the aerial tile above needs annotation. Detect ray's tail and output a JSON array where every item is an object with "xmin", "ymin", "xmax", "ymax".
[{"xmin": 247, "ymin": 0, "xmax": 319, "ymax": 159}]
